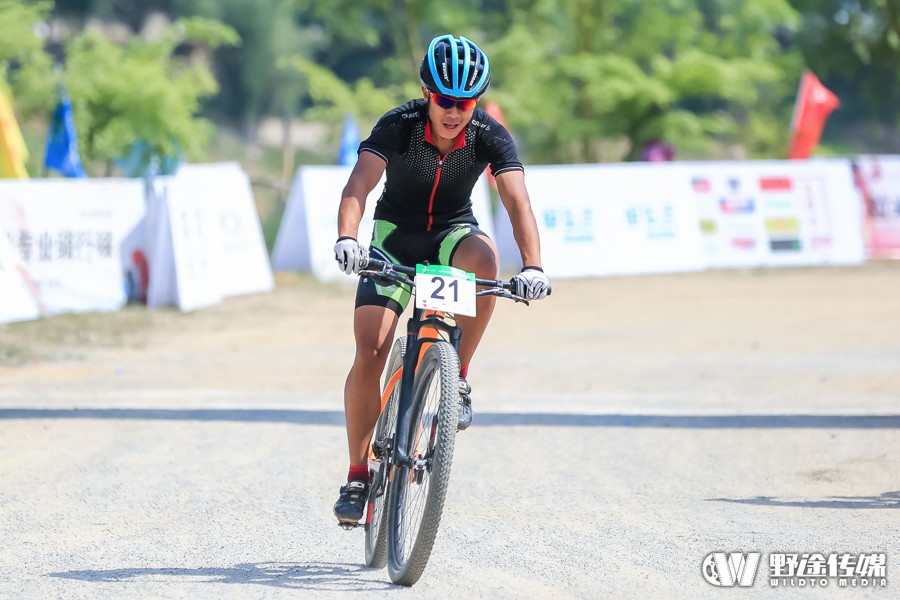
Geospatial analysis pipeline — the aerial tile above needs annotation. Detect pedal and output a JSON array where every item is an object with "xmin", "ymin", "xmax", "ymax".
[{"xmin": 338, "ymin": 521, "xmax": 360, "ymax": 530}]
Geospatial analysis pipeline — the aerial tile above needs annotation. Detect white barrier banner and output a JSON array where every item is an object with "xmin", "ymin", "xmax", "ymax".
[
  {"xmin": 0, "ymin": 233, "xmax": 42, "ymax": 323},
  {"xmin": 272, "ymin": 165, "xmax": 495, "ymax": 280},
  {"xmin": 177, "ymin": 163, "xmax": 274, "ymax": 297},
  {"xmin": 495, "ymin": 160, "xmax": 864, "ymax": 278},
  {"xmin": 0, "ymin": 179, "xmax": 145, "ymax": 315},
  {"xmin": 689, "ymin": 159, "xmax": 864, "ymax": 267},
  {"xmin": 852, "ymin": 155, "xmax": 900, "ymax": 258},
  {"xmin": 146, "ymin": 163, "xmax": 274, "ymax": 311},
  {"xmin": 499, "ymin": 164, "xmax": 706, "ymax": 278}
]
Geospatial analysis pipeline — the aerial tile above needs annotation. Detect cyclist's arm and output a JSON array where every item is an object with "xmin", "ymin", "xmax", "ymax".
[
  {"xmin": 337, "ymin": 151, "xmax": 387, "ymax": 239},
  {"xmin": 495, "ymin": 169, "xmax": 543, "ymax": 268}
]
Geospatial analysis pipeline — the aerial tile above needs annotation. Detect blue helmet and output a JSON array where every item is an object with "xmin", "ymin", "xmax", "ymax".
[{"xmin": 420, "ymin": 34, "xmax": 491, "ymax": 99}]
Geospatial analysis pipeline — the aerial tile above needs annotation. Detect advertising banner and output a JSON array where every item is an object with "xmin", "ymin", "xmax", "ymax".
[
  {"xmin": 271, "ymin": 165, "xmax": 496, "ymax": 281},
  {"xmin": 145, "ymin": 163, "xmax": 274, "ymax": 311},
  {"xmin": 690, "ymin": 160, "xmax": 864, "ymax": 267},
  {"xmin": 497, "ymin": 163, "xmax": 707, "ymax": 278},
  {"xmin": 852, "ymin": 155, "xmax": 900, "ymax": 258},
  {"xmin": 0, "ymin": 179, "xmax": 145, "ymax": 315},
  {"xmin": 495, "ymin": 160, "xmax": 864, "ymax": 278},
  {"xmin": 0, "ymin": 233, "xmax": 43, "ymax": 323}
]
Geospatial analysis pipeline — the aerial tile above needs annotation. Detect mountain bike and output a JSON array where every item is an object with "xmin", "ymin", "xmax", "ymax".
[{"xmin": 353, "ymin": 257, "xmax": 531, "ymax": 586}]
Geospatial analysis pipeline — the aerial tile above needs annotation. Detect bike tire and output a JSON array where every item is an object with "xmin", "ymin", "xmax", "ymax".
[
  {"xmin": 364, "ymin": 336, "xmax": 406, "ymax": 568},
  {"xmin": 386, "ymin": 341, "xmax": 460, "ymax": 586}
]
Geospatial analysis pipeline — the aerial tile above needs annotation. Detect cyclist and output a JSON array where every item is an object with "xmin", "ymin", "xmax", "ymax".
[{"xmin": 332, "ymin": 34, "xmax": 550, "ymax": 525}]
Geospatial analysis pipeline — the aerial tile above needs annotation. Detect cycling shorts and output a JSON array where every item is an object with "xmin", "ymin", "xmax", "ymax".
[{"xmin": 356, "ymin": 219, "xmax": 486, "ymax": 315}]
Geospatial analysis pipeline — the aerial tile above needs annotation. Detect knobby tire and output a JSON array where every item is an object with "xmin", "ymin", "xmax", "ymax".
[
  {"xmin": 364, "ymin": 336, "xmax": 406, "ymax": 568},
  {"xmin": 386, "ymin": 341, "xmax": 460, "ymax": 586}
]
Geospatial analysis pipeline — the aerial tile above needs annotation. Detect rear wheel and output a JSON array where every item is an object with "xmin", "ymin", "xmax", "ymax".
[
  {"xmin": 386, "ymin": 341, "xmax": 460, "ymax": 586},
  {"xmin": 364, "ymin": 336, "xmax": 406, "ymax": 568}
]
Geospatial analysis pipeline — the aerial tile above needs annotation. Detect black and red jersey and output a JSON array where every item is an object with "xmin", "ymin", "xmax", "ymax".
[{"xmin": 358, "ymin": 98, "xmax": 523, "ymax": 231}]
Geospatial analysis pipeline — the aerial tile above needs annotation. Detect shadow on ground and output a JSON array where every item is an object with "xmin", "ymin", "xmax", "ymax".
[
  {"xmin": 49, "ymin": 562, "xmax": 395, "ymax": 591},
  {"xmin": 708, "ymin": 491, "xmax": 900, "ymax": 509},
  {"xmin": 2, "ymin": 408, "xmax": 899, "ymax": 428}
]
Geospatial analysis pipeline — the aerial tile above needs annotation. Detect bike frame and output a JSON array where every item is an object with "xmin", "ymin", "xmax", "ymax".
[
  {"xmin": 391, "ymin": 305, "xmax": 461, "ymax": 469},
  {"xmin": 363, "ymin": 258, "xmax": 524, "ymax": 473}
]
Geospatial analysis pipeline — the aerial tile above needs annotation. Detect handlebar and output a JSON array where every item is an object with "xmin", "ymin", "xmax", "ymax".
[{"xmin": 359, "ymin": 257, "xmax": 547, "ymax": 305}]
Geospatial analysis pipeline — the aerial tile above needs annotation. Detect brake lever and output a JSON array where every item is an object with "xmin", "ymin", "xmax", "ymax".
[
  {"xmin": 359, "ymin": 268, "xmax": 413, "ymax": 288},
  {"xmin": 476, "ymin": 288, "xmax": 530, "ymax": 306}
]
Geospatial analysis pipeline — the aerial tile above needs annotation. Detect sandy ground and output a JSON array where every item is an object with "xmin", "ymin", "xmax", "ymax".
[{"xmin": 0, "ymin": 262, "xmax": 898, "ymax": 598}]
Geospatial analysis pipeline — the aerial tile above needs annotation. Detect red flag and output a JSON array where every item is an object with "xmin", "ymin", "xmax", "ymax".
[
  {"xmin": 788, "ymin": 71, "xmax": 840, "ymax": 159},
  {"xmin": 483, "ymin": 101, "xmax": 510, "ymax": 188}
]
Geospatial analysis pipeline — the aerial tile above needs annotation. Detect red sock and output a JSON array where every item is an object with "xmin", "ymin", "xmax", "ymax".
[
  {"xmin": 348, "ymin": 465, "xmax": 369, "ymax": 483},
  {"xmin": 459, "ymin": 364, "xmax": 469, "ymax": 379}
]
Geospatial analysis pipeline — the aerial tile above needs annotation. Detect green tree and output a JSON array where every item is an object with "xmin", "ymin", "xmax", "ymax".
[
  {"xmin": 488, "ymin": 0, "xmax": 802, "ymax": 162},
  {"xmin": 0, "ymin": 0, "xmax": 55, "ymax": 114},
  {"xmin": 61, "ymin": 17, "xmax": 238, "ymax": 173},
  {"xmin": 789, "ymin": 0, "xmax": 900, "ymax": 146}
]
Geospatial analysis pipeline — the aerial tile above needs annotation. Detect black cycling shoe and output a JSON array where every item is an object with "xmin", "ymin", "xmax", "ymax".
[
  {"xmin": 333, "ymin": 480, "xmax": 369, "ymax": 525},
  {"xmin": 457, "ymin": 378, "xmax": 473, "ymax": 431}
]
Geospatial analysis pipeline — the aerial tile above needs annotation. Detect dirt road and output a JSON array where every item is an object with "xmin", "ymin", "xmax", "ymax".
[{"xmin": 1, "ymin": 263, "xmax": 898, "ymax": 598}]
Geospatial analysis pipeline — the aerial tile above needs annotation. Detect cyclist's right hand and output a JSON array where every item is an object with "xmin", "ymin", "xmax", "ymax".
[{"xmin": 334, "ymin": 237, "xmax": 366, "ymax": 275}]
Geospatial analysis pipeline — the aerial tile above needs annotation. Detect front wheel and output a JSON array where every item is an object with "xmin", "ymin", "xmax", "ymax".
[
  {"xmin": 386, "ymin": 341, "xmax": 460, "ymax": 586},
  {"xmin": 364, "ymin": 336, "xmax": 406, "ymax": 569}
]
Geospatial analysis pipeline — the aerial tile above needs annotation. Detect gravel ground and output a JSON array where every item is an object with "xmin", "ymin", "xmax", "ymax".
[{"xmin": 1, "ymin": 263, "xmax": 898, "ymax": 598}]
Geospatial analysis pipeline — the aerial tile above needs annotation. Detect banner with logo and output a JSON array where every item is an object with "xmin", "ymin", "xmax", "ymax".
[
  {"xmin": 271, "ymin": 165, "xmax": 496, "ymax": 281},
  {"xmin": 145, "ymin": 163, "xmax": 274, "ymax": 311},
  {"xmin": 691, "ymin": 159, "xmax": 864, "ymax": 267},
  {"xmin": 494, "ymin": 160, "xmax": 864, "ymax": 278},
  {"xmin": 0, "ymin": 233, "xmax": 43, "ymax": 323},
  {"xmin": 851, "ymin": 155, "xmax": 900, "ymax": 258},
  {"xmin": 0, "ymin": 179, "xmax": 145, "ymax": 315},
  {"xmin": 496, "ymin": 163, "xmax": 707, "ymax": 277}
]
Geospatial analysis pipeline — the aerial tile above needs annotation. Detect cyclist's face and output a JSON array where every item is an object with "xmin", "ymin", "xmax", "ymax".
[{"xmin": 424, "ymin": 88, "xmax": 476, "ymax": 141}]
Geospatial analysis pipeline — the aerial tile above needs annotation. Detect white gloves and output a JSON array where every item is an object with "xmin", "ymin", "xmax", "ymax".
[
  {"xmin": 334, "ymin": 237, "xmax": 366, "ymax": 275},
  {"xmin": 511, "ymin": 266, "xmax": 550, "ymax": 300}
]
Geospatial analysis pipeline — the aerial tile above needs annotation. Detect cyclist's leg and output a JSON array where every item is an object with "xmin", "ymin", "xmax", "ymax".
[
  {"xmin": 344, "ymin": 305, "xmax": 399, "ymax": 467},
  {"xmin": 444, "ymin": 232, "xmax": 499, "ymax": 367},
  {"xmin": 345, "ymin": 222, "xmax": 412, "ymax": 466}
]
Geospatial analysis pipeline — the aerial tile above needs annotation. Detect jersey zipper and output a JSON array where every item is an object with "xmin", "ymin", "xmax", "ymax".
[{"xmin": 426, "ymin": 157, "xmax": 443, "ymax": 232}]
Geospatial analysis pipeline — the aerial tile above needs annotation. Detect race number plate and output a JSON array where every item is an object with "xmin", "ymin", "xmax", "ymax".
[{"xmin": 414, "ymin": 265, "xmax": 476, "ymax": 316}]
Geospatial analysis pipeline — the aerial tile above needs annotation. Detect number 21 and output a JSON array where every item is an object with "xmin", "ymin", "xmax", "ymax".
[{"xmin": 430, "ymin": 276, "xmax": 458, "ymax": 302}]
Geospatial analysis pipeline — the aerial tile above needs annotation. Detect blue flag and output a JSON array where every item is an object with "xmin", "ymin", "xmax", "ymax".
[
  {"xmin": 44, "ymin": 95, "xmax": 86, "ymax": 178},
  {"xmin": 338, "ymin": 113, "xmax": 360, "ymax": 166}
]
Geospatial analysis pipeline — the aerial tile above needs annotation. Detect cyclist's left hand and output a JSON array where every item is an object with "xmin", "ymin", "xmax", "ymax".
[{"xmin": 511, "ymin": 266, "xmax": 550, "ymax": 300}]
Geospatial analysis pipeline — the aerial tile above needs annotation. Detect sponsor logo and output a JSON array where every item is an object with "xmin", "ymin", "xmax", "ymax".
[
  {"xmin": 702, "ymin": 552, "xmax": 888, "ymax": 589},
  {"xmin": 692, "ymin": 177, "xmax": 711, "ymax": 193},
  {"xmin": 703, "ymin": 552, "xmax": 761, "ymax": 587},
  {"xmin": 543, "ymin": 208, "xmax": 593, "ymax": 242}
]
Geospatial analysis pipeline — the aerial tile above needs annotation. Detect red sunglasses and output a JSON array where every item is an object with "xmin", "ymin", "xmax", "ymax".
[{"xmin": 429, "ymin": 92, "xmax": 478, "ymax": 111}]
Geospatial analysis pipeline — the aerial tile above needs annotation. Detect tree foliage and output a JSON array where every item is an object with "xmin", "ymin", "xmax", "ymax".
[
  {"xmin": 788, "ymin": 0, "xmax": 900, "ymax": 141},
  {"xmin": 62, "ymin": 18, "xmax": 238, "ymax": 170},
  {"xmin": 4, "ymin": 0, "xmax": 898, "ymax": 171},
  {"xmin": 0, "ymin": 0, "xmax": 55, "ymax": 114}
]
